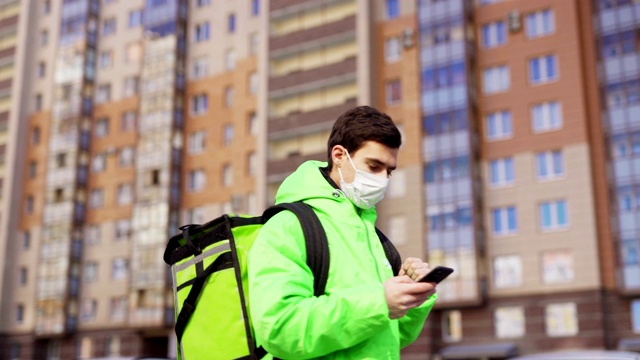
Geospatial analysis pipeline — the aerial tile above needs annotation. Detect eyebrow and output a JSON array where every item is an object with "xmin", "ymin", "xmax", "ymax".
[{"xmin": 366, "ymin": 158, "xmax": 396, "ymax": 171}]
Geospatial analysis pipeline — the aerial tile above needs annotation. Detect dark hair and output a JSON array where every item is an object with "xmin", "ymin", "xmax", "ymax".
[{"xmin": 327, "ymin": 106, "xmax": 402, "ymax": 168}]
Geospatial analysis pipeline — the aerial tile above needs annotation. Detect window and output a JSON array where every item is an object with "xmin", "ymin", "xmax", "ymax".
[
  {"xmin": 129, "ymin": 9, "xmax": 143, "ymax": 28},
  {"xmin": 489, "ymin": 157, "xmax": 514, "ymax": 186},
  {"xmin": 224, "ymin": 87, "xmax": 234, "ymax": 108},
  {"xmin": 191, "ymin": 94, "xmax": 208, "ymax": 115},
  {"xmin": 110, "ymin": 297, "xmax": 127, "ymax": 322},
  {"xmin": 32, "ymin": 127, "xmax": 40, "ymax": 144},
  {"xmin": 544, "ymin": 302, "xmax": 578, "ymax": 337},
  {"xmin": 112, "ymin": 258, "xmax": 129, "ymax": 280},
  {"xmin": 121, "ymin": 111, "xmax": 136, "ymax": 131},
  {"xmin": 532, "ymin": 101, "xmax": 562, "ymax": 132},
  {"xmin": 248, "ymin": 112, "xmax": 257, "ymax": 135},
  {"xmin": 249, "ymin": 32, "xmax": 259, "ymax": 55},
  {"xmin": 386, "ymin": 80, "xmax": 401, "ymax": 105},
  {"xmin": 442, "ymin": 311, "xmax": 462, "ymax": 342},
  {"xmin": 387, "ymin": 169, "xmax": 406, "ymax": 198},
  {"xmin": 150, "ymin": 169, "xmax": 160, "ymax": 186},
  {"xmin": 99, "ymin": 50, "xmax": 112, "ymax": 68},
  {"xmin": 123, "ymin": 76, "xmax": 139, "ymax": 97},
  {"xmin": 192, "ymin": 57, "xmax": 209, "ymax": 79},
  {"xmin": 485, "ymin": 111, "xmax": 512, "ymax": 140},
  {"xmin": 493, "ymin": 255, "xmax": 523, "ymax": 288},
  {"xmin": 84, "ymin": 262, "xmax": 98, "ymax": 282},
  {"xmin": 56, "ymin": 153, "xmax": 66, "ymax": 168},
  {"xmin": 385, "ymin": 37, "xmax": 401, "ymax": 63},
  {"xmin": 492, "ymin": 206, "xmax": 517, "ymax": 235},
  {"xmin": 540, "ymin": 200, "xmax": 568, "ymax": 230},
  {"xmin": 482, "ymin": 21, "xmax": 506, "ymax": 48},
  {"xmin": 239, "ymin": 154, "xmax": 253, "ymax": 181},
  {"xmin": 29, "ymin": 161, "xmax": 37, "ymax": 178},
  {"xmin": 96, "ymin": 84, "xmax": 111, "ymax": 103},
  {"xmin": 252, "ymin": 0, "xmax": 259, "ymax": 16},
  {"xmin": 47, "ymin": 340, "xmax": 61, "ymax": 360},
  {"xmin": 25, "ymin": 195, "xmax": 34, "ymax": 214},
  {"xmin": 196, "ymin": 0, "xmax": 211, "ymax": 6},
  {"xmin": 78, "ymin": 337, "xmax": 93, "ymax": 360},
  {"xmin": 249, "ymin": 72, "xmax": 258, "ymax": 94},
  {"xmin": 188, "ymin": 131, "xmax": 206, "ymax": 154},
  {"xmin": 115, "ymin": 219, "xmax": 131, "ymax": 241},
  {"xmin": 81, "ymin": 299, "xmax": 97, "ymax": 322},
  {"xmin": 228, "ymin": 13, "xmax": 236, "ymax": 32},
  {"xmin": 536, "ymin": 150, "xmax": 563, "ymax": 179},
  {"xmin": 89, "ymin": 188, "xmax": 104, "ymax": 208},
  {"xmin": 187, "ymin": 169, "xmax": 206, "ymax": 192},
  {"xmin": 95, "ymin": 118, "xmax": 109, "ymax": 138},
  {"xmin": 41, "ymin": 29, "xmax": 49, "ymax": 46},
  {"xmin": 631, "ymin": 300, "xmax": 640, "ymax": 332},
  {"xmin": 103, "ymin": 18, "xmax": 116, "ymax": 36},
  {"xmin": 38, "ymin": 62, "xmax": 46, "ymax": 78},
  {"xmin": 119, "ymin": 147, "xmax": 134, "ymax": 167},
  {"xmin": 195, "ymin": 22, "xmax": 210, "ymax": 42},
  {"xmin": 43, "ymin": 0, "xmax": 51, "ymax": 14},
  {"xmin": 223, "ymin": 124, "xmax": 234, "ymax": 146},
  {"xmin": 542, "ymin": 249, "xmax": 574, "ymax": 284},
  {"xmin": 483, "ymin": 65, "xmax": 510, "ymax": 94},
  {"xmin": 19, "ymin": 267, "xmax": 27, "ymax": 286},
  {"xmin": 386, "ymin": 0, "xmax": 399, "ymax": 19},
  {"xmin": 529, "ymin": 55, "xmax": 557, "ymax": 84},
  {"xmin": 16, "ymin": 304, "xmax": 24, "ymax": 323},
  {"xmin": 34, "ymin": 93, "xmax": 42, "ymax": 111},
  {"xmin": 22, "ymin": 231, "xmax": 30, "ymax": 250},
  {"xmin": 495, "ymin": 307, "xmax": 525, "ymax": 339},
  {"xmin": 223, "ymin": 164, "xmax": 233, "ymax": 187},
  {"xmin": 116, "ymin": 183, "xmax": 133, "ymax": 205},
  {"xmin": 125, "ymin": 43, "xmax": 141, "ymax": 63},
  {"xmin": 526, "ymin": 9, "xmax": 554, "ymax": 38},
  {"xmin": 225, "ymin": 49, "xmax": 236, "ymax": 70},
  {"xmin": 86, "ymin": 225, "xmax": 101, "ymax": 245},
  {"xmin": 387, "ymin": 215, "xmax": 407, "ymax": 246},
  {"xmin": 9, "ymin": 343, "xmax": 19, "ymax": 360},
  {"xmin": 54, "ymin": 188, "xmax": 64, "ymax": 202}
]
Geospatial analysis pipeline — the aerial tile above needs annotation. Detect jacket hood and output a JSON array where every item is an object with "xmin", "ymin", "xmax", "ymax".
[{"xmin": 275, "ymin": 161, "xmax": 339, "ymax": 204}]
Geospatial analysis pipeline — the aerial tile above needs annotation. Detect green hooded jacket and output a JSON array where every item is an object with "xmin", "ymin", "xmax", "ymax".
[{"xmin": 248, "ymin": 161, "xmax": 436, "ymax": 359}]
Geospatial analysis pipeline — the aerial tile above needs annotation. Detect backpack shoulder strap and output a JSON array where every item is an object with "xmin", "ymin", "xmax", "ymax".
[
  {"xmin": 262, "ymin": 202, "xmax": 330, "ymax": 297},
  {"xmin": 375, "ymin": 227, "xmax": 402, "ymax": 276}
]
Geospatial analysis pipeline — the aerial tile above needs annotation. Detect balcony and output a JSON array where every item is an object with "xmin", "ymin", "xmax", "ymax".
[
  {"xmin": 269, "ymin": 98, "xmax": 357, "ymax": 139},
  {"xmin": 267, "ymin": 150, "xmax": 325, "ymax": 182},
  {"xmin": 270, "ymin": 15, "xmax": 355, "ymax": 53},
  {"xmin": 270, "ymin": 56, "xmax": 356, "ymax": 92}
]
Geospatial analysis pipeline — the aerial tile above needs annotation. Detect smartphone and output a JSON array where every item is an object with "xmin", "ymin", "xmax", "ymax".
[{"xmin": 418, "ymin": 266, "xmax": 454, "ymax": 284}]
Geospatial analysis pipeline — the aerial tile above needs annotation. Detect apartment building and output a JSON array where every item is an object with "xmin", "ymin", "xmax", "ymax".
[{"xmin": 2, "ymin": 0, "xmax": 640, "ymax": 359}]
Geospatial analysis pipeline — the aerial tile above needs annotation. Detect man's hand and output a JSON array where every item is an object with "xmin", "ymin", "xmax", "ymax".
[
  {"xmin": 399, "ymin": 257, "xmax": 431, "ymax": 282},
  {"xmin": 383, "ymin": 275, "xmax": 436, "ymax": 319}
]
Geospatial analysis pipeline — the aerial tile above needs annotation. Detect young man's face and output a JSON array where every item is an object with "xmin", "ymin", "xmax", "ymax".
[{"xmin": 334, "ymin": 141, "xmax": 398, "ymax": 184}]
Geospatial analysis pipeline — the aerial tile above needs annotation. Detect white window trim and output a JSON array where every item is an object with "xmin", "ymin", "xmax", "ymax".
[
  {"xmin": 492, "ymin": 207, "xmax": 517, "ymax": 235},
  {"xmin": 486, "ymin": 110, "xmax": 512, "ymax": 141},
  {"xmin": 482, "ymin": 21, "xmax": 506, "ymax": 48},
  {"xmin": 532, "ymin": 101, "xmax": 562, "ymax": 133},
  {"xmin": 385, "ymin": 37, "xmax": 401, "ymax": 63},
  {"xmin": 526, "ymin": 9, "xmax": 555, "ymax": 39},
  {"xmin": 529, "ymin": 55, "xmax": 558, "ymax": 85},
  {"xmin": 540, "ymin": 200, "xmax": 569, "ymax": 231},
  {"xmin": 489, "ymin": 157, "xmax": 514, "ymax": 187},
  {"xmin": 483, "ymin": 65, "xmax": 510, "ymax": 94},
  {"xmin": 536, "ymin": 150, "xmax": 564, "ymax": 180}
]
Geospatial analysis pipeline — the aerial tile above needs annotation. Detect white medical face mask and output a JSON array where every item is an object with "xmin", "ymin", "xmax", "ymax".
[{"xmin": 337, "ymin": 150, "xmax": 390, "ymax": 210}]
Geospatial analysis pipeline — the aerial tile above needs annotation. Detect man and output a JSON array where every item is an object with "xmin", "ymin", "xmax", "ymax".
[{"xmin": 248, "ymin": 106, "xmax": 437, "ymax": 359}]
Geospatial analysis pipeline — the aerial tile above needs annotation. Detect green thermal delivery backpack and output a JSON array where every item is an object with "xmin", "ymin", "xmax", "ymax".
[{"xmin": 163, "ymin": 201, "xmax": 402, "ymax": 360}]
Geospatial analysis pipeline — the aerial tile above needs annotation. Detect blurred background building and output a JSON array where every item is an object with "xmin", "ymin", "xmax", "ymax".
[{"xmin": 0, "ymin": 0, "xmax": 639, "ymax": 359}]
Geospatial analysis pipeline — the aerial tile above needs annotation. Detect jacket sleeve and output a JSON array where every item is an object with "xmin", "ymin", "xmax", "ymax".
[
  {"xmin": 398, "ymin": 293, "xmax": 437, "ymax": 348},
  {"xmin": 248, "ymin": 211, "xmax": 391, "ymax": 359}
]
